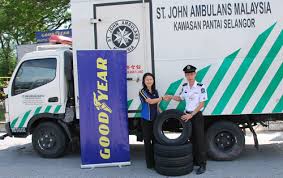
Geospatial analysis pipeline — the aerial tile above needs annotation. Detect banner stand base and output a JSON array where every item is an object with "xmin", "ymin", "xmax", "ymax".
[{"xmin": 81, "ymin": 161, "xmax": 131, "ymax": 169}]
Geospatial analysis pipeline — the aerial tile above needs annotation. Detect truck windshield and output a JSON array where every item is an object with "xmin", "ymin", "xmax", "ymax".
[{"xmin": 12, "ymin": 58, "xmax": 57, "ymax": 96}]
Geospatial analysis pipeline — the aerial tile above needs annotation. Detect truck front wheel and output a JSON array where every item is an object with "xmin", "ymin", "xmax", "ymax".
[
  {"xmin": 32, "ymin": 122, "xmax": 67, "ymax": 158},
  {"xmin": 206, "ymin": 121, "xmax": 245, "ymax": 161}
]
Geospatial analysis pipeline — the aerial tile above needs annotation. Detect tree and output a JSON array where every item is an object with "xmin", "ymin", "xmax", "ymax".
[{"xmin": 0, "ymin": 0, "xmax": 71, "ymax": 76}]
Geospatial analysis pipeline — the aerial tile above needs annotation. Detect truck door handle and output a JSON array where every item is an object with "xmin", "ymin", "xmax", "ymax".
[
  {"xmin": 48, "ymin": 97, "xmax": 58, "ymax": 102},
  {"xmin": 127, "ymin": 77, "xmax": 140, "ymax": 82}
]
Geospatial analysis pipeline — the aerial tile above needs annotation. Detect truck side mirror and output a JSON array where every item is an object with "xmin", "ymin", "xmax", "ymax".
[{"xmin": 3, "ymin": 88, "xmax": 8, "ymax": 95}]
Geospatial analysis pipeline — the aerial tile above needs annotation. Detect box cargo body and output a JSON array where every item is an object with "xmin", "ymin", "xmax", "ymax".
[{"xmin": 71, "ymin": 0, "xmax": 283, "ymax": 118}]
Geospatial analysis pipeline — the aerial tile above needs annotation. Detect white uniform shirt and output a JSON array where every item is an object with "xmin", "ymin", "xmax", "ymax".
[{"xmin": 179, "ymin": 81, "xmax": 208, "ymax": 112}]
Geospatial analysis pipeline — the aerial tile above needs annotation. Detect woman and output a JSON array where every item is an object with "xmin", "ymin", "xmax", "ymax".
[{"xmin": 139, "ymin": 73, "xmax": 169, "ymax": 169}]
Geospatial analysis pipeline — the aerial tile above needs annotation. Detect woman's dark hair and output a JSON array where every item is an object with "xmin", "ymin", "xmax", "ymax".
[{"xmin": 142, "ymin": 73, "xmax": 156, "ymax": 91}]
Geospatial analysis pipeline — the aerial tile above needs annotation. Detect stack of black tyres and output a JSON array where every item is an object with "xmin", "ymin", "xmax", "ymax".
[{"xmin": 153, "ymin": 109, "xmax": 193, "ymax": 176}]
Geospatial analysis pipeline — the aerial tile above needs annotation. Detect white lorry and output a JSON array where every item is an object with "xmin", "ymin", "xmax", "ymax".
[{"xmin": 1, "ymin": 0, "xmax": 282, "ymax": 160}]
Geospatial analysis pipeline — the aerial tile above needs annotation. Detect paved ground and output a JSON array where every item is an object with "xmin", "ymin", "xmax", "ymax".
[{"xmin": 1, "ymin": 132, "xmax": 283, "ymax": 178}]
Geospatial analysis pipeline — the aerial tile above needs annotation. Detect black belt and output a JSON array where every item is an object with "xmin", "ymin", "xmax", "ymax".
[{"xmin": 186, "ymin": 111, "xmax": 202, "ymax": 114}]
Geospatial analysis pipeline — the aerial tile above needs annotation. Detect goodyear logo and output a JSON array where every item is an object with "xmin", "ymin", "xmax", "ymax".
[{"xmin": 93, "ymin": 57, "xmax": 112, "ymax": 160}]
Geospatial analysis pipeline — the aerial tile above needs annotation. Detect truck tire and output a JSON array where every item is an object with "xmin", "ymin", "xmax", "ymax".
[
  {"xmin": 155, "ymin": 154, "xmax": 193, "ymax": 167},
  {"xmin": 154, "ymin": 143, "xmax": 192, "ymax": 157},
  {"xmin": 153, "ymin": 109, "xmax": 192, "ymax": 145},
  {"xmin": 155, "ymin": 163, "xmax": 193, "ymax": 176},
  {"xmin": 32, "ymin": 122, "xmax": 68, "ymax": 158},
  {"xmin": 206, "ymin": 121, "xmax": 245, "ymax": 161}
]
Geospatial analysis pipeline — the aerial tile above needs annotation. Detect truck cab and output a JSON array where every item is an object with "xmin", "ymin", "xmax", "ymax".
[{"xmin": 3, "ymin": 45, "xmax": 77, "ymax": 158}]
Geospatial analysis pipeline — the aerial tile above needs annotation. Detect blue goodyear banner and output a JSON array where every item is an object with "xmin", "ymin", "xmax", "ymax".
[
  {"xmin": 77, "ymin": 50, "xmax": 130, "ymax": 168},
  {"xmin": 35, "ymin": 29, "xmax": 72, "ymax": 43}
]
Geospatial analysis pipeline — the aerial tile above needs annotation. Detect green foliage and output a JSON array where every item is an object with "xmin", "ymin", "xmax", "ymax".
[
  {"xmin": 0, "ymin": 0, "xmax": 71, "ymax": 76},
  {"xmin": 0, "ymin": 48, "xmax": 16, "ymax": 76},
  {"xmin": 0, "ymin": 108, "xmax": 4, "ymax": 121}
]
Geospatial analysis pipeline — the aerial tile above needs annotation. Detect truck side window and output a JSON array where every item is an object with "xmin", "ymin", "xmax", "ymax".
[{"xmin": 12, "ymin": 58, "xmax": 57, "ymax": 96}]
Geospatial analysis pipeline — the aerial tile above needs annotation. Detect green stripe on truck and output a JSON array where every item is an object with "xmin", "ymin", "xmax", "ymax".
[
  {"xmin": 19, "ymin": 110, "xmax": 31, "ymax": 128},
  {"xmin": 10, "ymin": 117, "xmax": 19, "ymax": 128},
  {"xmin": 204, "ymin": 49, "xmax": 240, "ymax": 109},
  {"xmin": 273, "ymin": 95, "xmax": 283, "ymax": 113},
  {"xmin": 44, "ymin": 105, "xmax": 52, "ymax": 113},
  {"xmin": 212, "ymin": 23, "xmax": 276, "ymax": 115},
  {"xmin": 134, "ymin": 104, "xmax": 142, "ymax": 118},
  {"xmin": 253, "ymin": 63, "xmax": 283, "ymax": 113},
  {"xmin": 195, "ymin": 65, "xmax": 211, "ymax": 82},
  {"xmin": 34, "ymin": 106, "xmax": 42, "ymax": 115},
  {"xmin": 233, "ymin": 30, "xmax": 283, "ymax": 114},
  {"xmin": 127, "ymin": 100, "xmax": 133, "ymax": 109},
  {"xmin": 160, "ymin": 79, "xmax": 183, "ymax": 111},
  {"xmin": 54, "ymin": 105, "xmax": 62, "ymax": 113}
]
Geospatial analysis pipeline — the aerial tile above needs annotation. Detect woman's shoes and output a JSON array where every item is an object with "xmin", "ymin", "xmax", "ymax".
[
  {"xmin": 146, "ymin": 162, "xmax": 155, "ymax": 169},
  {"xmin": 196, "ymin": 165, "xmax": 206, "ymax": 175}
]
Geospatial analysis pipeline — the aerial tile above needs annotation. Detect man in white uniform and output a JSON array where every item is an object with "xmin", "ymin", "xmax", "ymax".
[{"xmin": 172, "ymin": 64, "xmax": 208, "ymax": 175}]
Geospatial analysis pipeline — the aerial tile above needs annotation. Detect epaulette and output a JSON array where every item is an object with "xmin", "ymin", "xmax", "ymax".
[
  {"xmin": 197, "ymin": 83, "xmax": 203, "ymax": 86},
  {"xmin": 182, "ymin": 83, "xmax": 188, "ymax": 86}
]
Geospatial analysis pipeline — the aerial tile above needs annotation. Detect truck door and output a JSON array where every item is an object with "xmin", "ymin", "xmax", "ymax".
[
  {"xmin": 93, "ymin": 1, "xmax": 153, "ymax": 115},
  {"xmin": 7, "ymin": 57, "xmax": 61, "ymax": 133}
]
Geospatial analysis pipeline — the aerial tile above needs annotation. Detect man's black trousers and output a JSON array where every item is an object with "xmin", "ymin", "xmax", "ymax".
[
  {"xmin": 188, "ymin": 111, "xmax": 207, "ymax": 166},
  {"xmin": 141, "ymin": 119, "xmax": 154, "ymax": 168}
]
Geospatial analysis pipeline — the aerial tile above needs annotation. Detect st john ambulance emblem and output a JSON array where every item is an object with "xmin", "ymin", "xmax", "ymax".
[{"xmin": 106, "ymin": 20, "xmax": 140, "ymax": 53}]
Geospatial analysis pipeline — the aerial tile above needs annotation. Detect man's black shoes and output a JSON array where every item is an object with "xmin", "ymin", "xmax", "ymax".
[
  {"xmin": 196, "ymin": 165, "xmax": 206, "ymax": 175},
  {"xmin": 147, "ymin": 162, "xmax": 155, "ymax": 169}
]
